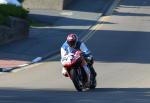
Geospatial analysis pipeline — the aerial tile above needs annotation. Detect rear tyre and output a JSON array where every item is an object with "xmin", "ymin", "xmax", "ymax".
[{"xmin": 70, "ymin": 69, "xmax": 82, "ymax": 92}]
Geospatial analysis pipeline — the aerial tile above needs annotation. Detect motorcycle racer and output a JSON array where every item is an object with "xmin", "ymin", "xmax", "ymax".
[{"xmin": 61, "ymin": 33, "xmax": 96, "ymax": 84}]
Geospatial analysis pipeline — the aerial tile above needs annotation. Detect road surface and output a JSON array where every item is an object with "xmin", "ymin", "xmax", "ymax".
[{"xmin": 0, "ymin": 0, "xmax": 150, "ymax": 103}]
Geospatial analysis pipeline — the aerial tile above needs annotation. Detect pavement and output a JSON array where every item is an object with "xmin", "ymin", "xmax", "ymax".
[{"xmin": 0, "ymin": 0, "xmax": 117, "ymax": 72}]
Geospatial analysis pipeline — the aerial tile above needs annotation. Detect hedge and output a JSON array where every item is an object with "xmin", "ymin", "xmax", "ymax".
[
  {"xmin": 18, "ymin": 0, "xmax": 24, "ymax": 3},
  {"xmin": 0, "ymin": 4, "xmax": 28, "ymax": 25}
]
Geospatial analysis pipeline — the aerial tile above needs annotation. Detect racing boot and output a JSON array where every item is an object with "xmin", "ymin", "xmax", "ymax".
[{"xmin": 62, "ymin": 67, "xmax": 69, "ymax": 77}]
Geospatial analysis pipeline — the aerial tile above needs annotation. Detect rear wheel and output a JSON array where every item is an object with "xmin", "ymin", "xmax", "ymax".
[{"xmin": 70, "ymin": 69, "xmax": 82, "ymax": 92}]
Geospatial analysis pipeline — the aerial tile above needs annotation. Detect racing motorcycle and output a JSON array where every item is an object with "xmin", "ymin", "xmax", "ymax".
[{"xmin": 61, "ymin": 50, "xmax": 96, "ymax": 91}]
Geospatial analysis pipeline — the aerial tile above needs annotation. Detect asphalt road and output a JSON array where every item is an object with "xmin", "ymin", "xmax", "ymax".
[{"xmin": 0, "ymin": 0, "xmax": 150, "ymax": 103}]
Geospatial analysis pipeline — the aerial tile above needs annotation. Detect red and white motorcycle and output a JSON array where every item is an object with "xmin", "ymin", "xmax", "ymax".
[{"xmin": 61, "ymin": 50, "xmax": 96, "ymax": 91}]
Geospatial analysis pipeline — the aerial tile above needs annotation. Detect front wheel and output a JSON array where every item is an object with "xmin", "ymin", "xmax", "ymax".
[
  {"xmin": 70, "ymin": 69, "xmax": 82, "ymax": 91},
  {"xmin": 90, "ymin": 78, "xmax": 97, "ymax": 89},
  {"xmin": 89, "ymin": 66, "xmax": 97, "ymax": 89}
]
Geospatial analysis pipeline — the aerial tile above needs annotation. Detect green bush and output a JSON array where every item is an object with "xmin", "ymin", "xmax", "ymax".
[
  {"xmin": 18, "ymin": 0, "xmax": 24, "ymax": 3},
  {"xmin": 0, "ymin": 14, "xmax": 7, "ymax": 24},
  {"xmin": 0, "ymin": 4, "xmax": 29, "ymax": 25}
]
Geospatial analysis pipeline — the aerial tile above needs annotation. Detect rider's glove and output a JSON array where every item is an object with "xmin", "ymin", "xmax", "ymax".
[{"xmin": 87, "ymin": 55, "xmax": 93, "ymax": 61}]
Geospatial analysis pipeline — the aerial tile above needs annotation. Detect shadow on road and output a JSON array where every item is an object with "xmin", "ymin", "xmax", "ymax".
[
  {"xmin": 86, "ymin": 30, "xmax": 150, "ymax": 64},
  {"xmin": 29, "ymin": 14, "xmax": 100, "ymax": 26},
  {"xmin": 64, "ymin": 0, "xmax": 113, "ymax": 13},
  {"xmin": 1, "ymin": 27, "xmax": 150, "ymax": 66},
  {"xmin": 46, "ymin": 29, "xmax": 150, "ymax": 64},
  {"xmin": 0, "ymin": 88, "xmax": 150, "ymax": 103},
  {"xmin": 119, "ymin": 0, "xmax": 150, "ymax": 6},
  {"xmin": 0, "ymin": 0, "xmax": 150, "ymax": 68},
  {"xmin": 114, "ymin": 11, "xmax": 150, "ymax": 17}
]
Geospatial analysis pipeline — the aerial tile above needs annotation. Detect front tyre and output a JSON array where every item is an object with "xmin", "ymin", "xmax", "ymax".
[
  {"xmin": 89, "ymin": 73, "xmax": 97, "ymax": 89},
  {"xmin": 70, "ymin": 69, "xmax": 82, "ymax": 92},
  {"xmin": 90, "ymin": 78, "xmax": 97, "ymax": 89}
]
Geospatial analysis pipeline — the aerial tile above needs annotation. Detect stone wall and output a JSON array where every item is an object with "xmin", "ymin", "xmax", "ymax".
[
  {"xmin": 0, "ymin": 17, "xmax": 29, "ymax": 45},
  {"xmin": 23, "ymin": 0, "xmax": 73, "ymax": 10}
]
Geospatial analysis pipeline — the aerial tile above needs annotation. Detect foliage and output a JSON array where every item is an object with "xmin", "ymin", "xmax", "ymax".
[
  {"xmin": 0, "ymin": 14, "xmax": 7, "ymax": 24},
  {"xmin": 18, "ymin": 0, "xmax": 24, "ymax": 3},
  {"xmin": 0, "ymin": 4, "xmax": 28, "ymax": 25}
]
